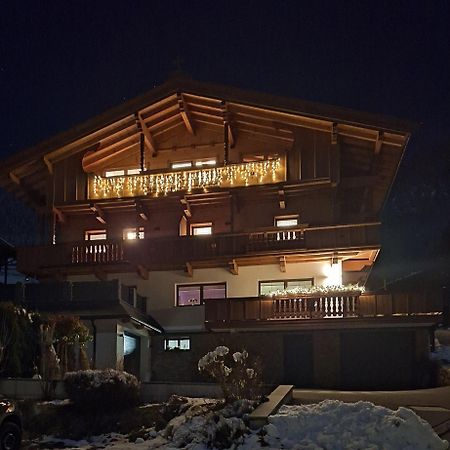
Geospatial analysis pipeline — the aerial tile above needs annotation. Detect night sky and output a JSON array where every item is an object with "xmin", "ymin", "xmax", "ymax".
[{"xmin": 1, "ymin": 1, "xmax": 449, "ymax": 280}]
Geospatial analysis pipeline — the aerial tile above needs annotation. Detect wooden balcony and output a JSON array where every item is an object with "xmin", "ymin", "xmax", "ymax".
[
  {"xmin": 88, "ymin": 158, "xmax": 286, "ymax": 200},
  {"xmin": 204, "ymin": 289, "xmax": 443, "ymax": 328},
  {"xmin": 17, "ymin": 222, "xmax": 380, "ymax": 276}
]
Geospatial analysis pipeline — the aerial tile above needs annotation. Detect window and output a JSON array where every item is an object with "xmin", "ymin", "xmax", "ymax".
[
  {"xmin": 171, "ymin": 161, "xmax": 193, "ymax": 170},
  {"xmin": 164, "ymin": 338, "xmax": 191, "ymax": 351},
  {"xmin": 171, "ymin": 159, "xmax": 217, "ymax": 170},
  {"xmin": 105, "ymin": 168, "xmax": 144, "ymax": 177},
  {"xmin": 241, "ymin": 153, "xmax": 280, "ymax": 163},
  {"xmin": 177, "ymin": 283, "xmax": 226, "ymax": 306},
  {"xmin": 194, "ymin": 159, "xmax": 216, "ymax": 167},
  {"xmin": 259, "ymin": 279, "xmax": 313, "ymax": 296},
  {"xmin": 85, "ymin": 230, "xmax": 107, "ymax": 241},
  {"xmin": 190, "ymin": 223, "xmax": 213, "ymax": 236},
  {"xmin": 105, "ymin": 169, "xmax": 125, "ymax": 177},
  {"xmin": 123, "ymin": 227, "xmax": 145, "ymax": 240},
  {"xmin": 275, "ymin": 215, "xmax": 299, "ymax": 228}
]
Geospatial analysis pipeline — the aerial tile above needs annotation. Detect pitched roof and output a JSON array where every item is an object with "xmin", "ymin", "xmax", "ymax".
[{"xmin": 0, "ymin": 76, "xmax": 414, "ymax": 208}]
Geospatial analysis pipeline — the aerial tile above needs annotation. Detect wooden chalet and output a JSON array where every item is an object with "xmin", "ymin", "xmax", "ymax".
[{"xmin": 0, "ymin": 77, "xmax": 442, "ymax": 388}]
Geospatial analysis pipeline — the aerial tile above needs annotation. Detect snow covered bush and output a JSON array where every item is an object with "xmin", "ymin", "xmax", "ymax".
[
  {"xmin": 64, "ymin": 368, "xmax": 140, "ymax": 411},
  {"xmin": 198, "ymin": 346, "xmax": 261, "ymax": 402}
]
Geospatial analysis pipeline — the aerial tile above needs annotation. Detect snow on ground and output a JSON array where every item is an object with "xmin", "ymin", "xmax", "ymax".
[
  {"xmin": 432, "ymin": 338, "xmax": 450, "ymax": 365},
  {"xmin": 35, "ymin": 398, "xmax": 448, "ymax": 450}
]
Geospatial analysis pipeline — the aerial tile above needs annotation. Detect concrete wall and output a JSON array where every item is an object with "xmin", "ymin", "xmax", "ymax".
[{"xmin": 151, "ymin": 327, "xmax": 432, "ymax": 390}]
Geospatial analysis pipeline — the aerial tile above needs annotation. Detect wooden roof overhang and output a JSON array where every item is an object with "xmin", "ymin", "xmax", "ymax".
[{"xmin": 0, "ymin": 77, "xmax": 414, "ymax": 209}]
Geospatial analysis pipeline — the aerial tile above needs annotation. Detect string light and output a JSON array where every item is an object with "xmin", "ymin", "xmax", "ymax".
[
  {"xmin": 90, "ymin": 158, "xmax": 283, "ymax": 199},
  {"xmin": 265, "ymin": 284, "xmax": 365, "ymax": 298}
]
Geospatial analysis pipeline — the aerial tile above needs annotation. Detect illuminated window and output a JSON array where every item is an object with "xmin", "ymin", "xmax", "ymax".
[
  {"xmin": 171, "ymin": 161, "xmax": 193, "ymax": 170},
  {"xmin": 85, "ymin": 230, "xmax": 107, "ymax": 241},
  {"xmin": 123, "ymin": 227, "xmax": 145, "ymax": 240},
  {"xmin": 190, "ymin": 223, "xmax": 213, "ymax": 236},
  {"xmin": 259, "ymin": 279, "xmax": 313, "ymax": 295},
  {"xmin": 105, "ymin": 170, "xmax": 125, "ymax": 177},
  {"xmin": 127, "ymin": 168, "xmax": 142, "ymax": 175},
  {"xmin": 195, "ymin": 159, "xmax": 216, "ymax": 167},
  {"xmin": 177, "ymin": 283, "xmax": 226, "ymax": 306},
  {"xmin": 164, "ymin": 338, "xmax": 191, "ymax": 351},
  {"xmin": 275, "ymin": 215, "xmax": 299, "ymax": 228}
]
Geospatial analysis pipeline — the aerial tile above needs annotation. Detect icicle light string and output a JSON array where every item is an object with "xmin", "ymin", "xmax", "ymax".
[{"xmin": 91, "ymin": 158, "xmax": 282, "ymax": 198}]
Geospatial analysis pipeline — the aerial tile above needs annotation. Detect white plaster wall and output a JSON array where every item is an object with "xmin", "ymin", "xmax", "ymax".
[{"xmin": 69, "ymin": 261, "xmax": 342, "ymax": 332}]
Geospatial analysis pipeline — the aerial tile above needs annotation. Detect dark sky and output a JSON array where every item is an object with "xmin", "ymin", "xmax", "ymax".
[
  {"xmin": 0, "ymin": 1, "xmax": 449, "ymax": 270},
  {"xmin": 1, "ymin": 1, "xmax": 449, "ymax": 157}
]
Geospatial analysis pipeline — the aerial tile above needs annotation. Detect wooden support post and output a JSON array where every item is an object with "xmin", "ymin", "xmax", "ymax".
[
  {"xmin": 137, "ymin": 264, "xmax": 149, "ymax": 280},
  {"xmin": 229, "ymin": 259, "xmax": 238, "ymax": 275},
  {"xmin": 135, "ymin": 112, "xmax": 157, "ymax": 158},
  {"xmin": 177, "ymin": 93, "xmax": 195, "ymax": 135},
  {"xmin": 94, "ymin": 268, "xmax": 107, "ymax": 281},
  {"xmin": 52, "ymin": 206, "xmax": 65, "ymax": 223},
  {"xmin": 375, "ymin": 131, "xmax": 384, "ymax": 154},
  {"xmin": 279, "ymin": 256, "xmax": 287, "ymax": 272},
  {"xmin": 181, "ymin": 197, "xmax": 192, "ymax": 218},
  {"xmin": 278, "ymin": 189, "xmax": 286, "ymax": 209}
]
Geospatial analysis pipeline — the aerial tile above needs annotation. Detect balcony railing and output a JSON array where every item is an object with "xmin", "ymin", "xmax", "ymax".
[
  {"xmin": 17, "ymin": 223, "xmax": 380, "ymax": 275},
  {"xmin": 7, "ymin": 280, "xmax": 147, "ymax": 315},
  {"xmin": 88, "ymin": 158, "xmax": 285, "ymax": 199},
  {"xmin": 204, "ymin": 289, "xmax": 443, "ymax": 325}
]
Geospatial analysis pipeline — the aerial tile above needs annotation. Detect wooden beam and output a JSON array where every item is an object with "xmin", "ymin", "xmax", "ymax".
[
  {"xmin": 177, "ymin": 93, "xmax": 195, "ymax": 135},
  {"xmin": 9, "ymin": 171, "xmax": 46, "ymax": 208},
  {"xmin": 221, "ymin": 101, "xmax": 235, "ymax": 148},
  {"xmin": 229, "ymin": 259, "xmax": 238, "ymax": 275},
  {"xmin": 94, "ymin": 268, "xmax": 107, "ymax": 281},
  {"xmin": 279, "ymin": 256, "xmax": 287, "ymax": 272},
  {"xmin": 135, "ymin": 112, "xmax": 157, "ymax": 157},
  {"xmin": 278, "ymin": 189, "xmax": 286, "ymax": 209},
  {"xmin": 180, "ymin": 197, "xmax": 192, "ymax": 218},
  {"xmin": 135, "ymin": 200, "xmax": 149, "ymax": 221},
  {"xmin": 53, "ymin": 206, "xmax": 65, "ymax": 223},
  {"xmin": 331, "ymin": 123, "xmax": 338, "ymax": 145},
  {"xmin": 375, "ymin": 131, "xmax": 384, "ymax": 154},
  {"xmin": 43, "ymin": 156, "xmax": 53, "ymax": 174},
  {"xmin": 9, "ymin": 171, "xmax": 20, "ymax": 185},
  {"xmin": 185, "ymin": 262, "xmax": 193, "ymax": 277},
  {"xmin": 89, "ymin": 203, "xmax": 106, "ymax": 224},
  {"xmin": 136, "ymin": 264, "xmax": 149, "ymax": 280}
]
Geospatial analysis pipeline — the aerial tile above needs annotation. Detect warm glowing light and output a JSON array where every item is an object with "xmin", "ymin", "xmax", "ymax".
[
  {"xmin": 323, "ymin": 261, "xmax": 343, "ymax": 286},
  {"xmin": 195, "ymin": 159, "xmax": 216, "ymax": 167},
  {"xmin": 266, "ymin": 283, "xmax": 364, "ymax": 298},
  {"xmin": 172, "ymin": 161, "xmax": 193, "ymax": 169},
  {"xmin": 90, "ymin": 158, "xmax": 284, "ymax": 199},
  {"xmin": 105, "ymin": 170, "xmax": 125, "ymax": 177}
]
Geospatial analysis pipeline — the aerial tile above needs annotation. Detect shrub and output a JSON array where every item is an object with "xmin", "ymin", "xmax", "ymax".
[
  {"xmin": 64, "ymin": 369, "xmax": 140, "ymax": 411},
  {"xmin": 198, "ymin": 346, "xmax": 262, "ymax": 402}
]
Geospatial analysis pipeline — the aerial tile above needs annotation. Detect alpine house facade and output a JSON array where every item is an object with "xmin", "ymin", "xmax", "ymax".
[{"xmin": 0, "ymin": 78, "xmax": 442, "ymax": 389}]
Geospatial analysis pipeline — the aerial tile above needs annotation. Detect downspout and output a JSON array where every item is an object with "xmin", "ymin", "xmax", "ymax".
[{"xmin": 90, "ymin": 319, "xmax": 97, "ymax": 369}]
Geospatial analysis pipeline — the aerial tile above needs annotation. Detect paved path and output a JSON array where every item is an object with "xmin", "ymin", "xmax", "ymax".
[{"xmin": 293, "ymin": 387, "xmax": 450, "ymax": 440}]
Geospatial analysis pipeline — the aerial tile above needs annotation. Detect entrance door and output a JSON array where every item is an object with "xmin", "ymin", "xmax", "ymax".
[
  {"xmin": 123, "ymin": 331, "xmax": 141, "ymax": 378},
  {"xmin": 283, "ymin": 334, "xmax": 314, "ymax": 387}
]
